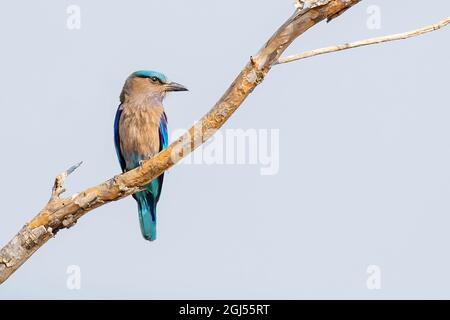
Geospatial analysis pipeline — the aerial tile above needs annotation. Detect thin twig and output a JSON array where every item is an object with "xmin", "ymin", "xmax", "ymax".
[{"xmin": 276, "ymin": 16, "xmax": 450, "ymax": 65}]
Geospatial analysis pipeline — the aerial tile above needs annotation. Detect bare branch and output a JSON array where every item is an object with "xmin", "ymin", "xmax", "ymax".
[
  {"xmin": 0, "ymin": 0, "xmax": 362, "ymax": 285},
  {"xmin": 276, "ymin": 16, "xmax": 450, "ymax": 65}
]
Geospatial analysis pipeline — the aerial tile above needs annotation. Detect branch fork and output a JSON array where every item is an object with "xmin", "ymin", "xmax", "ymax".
[{"xmin": 0, "ymin": 162, "xmax": 83, "ymax": 283}]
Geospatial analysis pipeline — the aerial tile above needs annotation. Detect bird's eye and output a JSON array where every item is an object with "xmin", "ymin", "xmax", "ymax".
[{"xmin": 151, "ymin": 77, "xmax": 159, "ymax": 82}]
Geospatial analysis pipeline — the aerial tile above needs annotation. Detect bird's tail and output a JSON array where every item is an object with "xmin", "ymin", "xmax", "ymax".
[{"xmin": 135, "ymin": 190, "xmax": 157, "ymax": 241}]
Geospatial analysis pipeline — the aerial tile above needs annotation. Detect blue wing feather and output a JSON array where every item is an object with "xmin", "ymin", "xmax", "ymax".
[
  {"xmin": 154, "ymin": 112, "xmax": 168, "ymax": 202},
  {"xmin": 114, "ymin": 104, "xmax": 126, "ymax": 172},
  {"xmin": 159, "ymin": 112, "xmax": 168, "ymax": 150}
]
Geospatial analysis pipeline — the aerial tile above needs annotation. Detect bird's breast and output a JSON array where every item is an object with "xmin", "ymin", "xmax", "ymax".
[{"xmin": 119, "ymin": 104, "xmax": 164, "ymax": 170}]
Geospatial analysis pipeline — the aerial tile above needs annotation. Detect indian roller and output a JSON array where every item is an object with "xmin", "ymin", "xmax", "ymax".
[{"xmin": 114, "ymin": 70, "xmax": 188, "ymax": 241}]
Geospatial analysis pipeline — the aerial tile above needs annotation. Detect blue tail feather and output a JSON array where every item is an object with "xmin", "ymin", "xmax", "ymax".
[{"xmin": 136, "ymin": 191, "xmax": 157, "ymax": 241}]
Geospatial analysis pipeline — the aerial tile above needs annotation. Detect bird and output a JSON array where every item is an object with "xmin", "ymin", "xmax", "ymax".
[{"xmin": 114, "ymin": 70, "xmax": 188, "ymax": 241}]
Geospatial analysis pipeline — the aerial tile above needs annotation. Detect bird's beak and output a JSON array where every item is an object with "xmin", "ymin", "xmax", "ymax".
[{"xmin": 165, "ymin": 82, "xmax": 188, "ymax": 92}]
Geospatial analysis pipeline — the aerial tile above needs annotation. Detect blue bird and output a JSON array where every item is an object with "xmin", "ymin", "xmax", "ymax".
[{"xmin": 114, "ymin": 70, "xmax": 188, "ymax": 241}]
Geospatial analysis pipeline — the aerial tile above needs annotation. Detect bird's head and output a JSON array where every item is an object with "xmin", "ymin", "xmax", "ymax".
[{"xmin": 121, "ymin": 70, "xmax": 188, "ymax": 103}]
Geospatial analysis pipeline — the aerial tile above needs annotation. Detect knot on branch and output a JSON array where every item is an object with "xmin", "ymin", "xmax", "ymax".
[
  {"xmin": 1, "ymin": 256, "xmax": 9, "ymax": 268},
  {"xmin": 62, "ymin": 215, "xmax": 77, "ymax": 228},
  {"xmin": 112, "ymin": 174, "xmax": 144, "ymax": 198},
  {"xmin": 247, "ymin": 57, "xmax": 266, "ymax": 85},
  {"xmin": 73, "ymin": 192, "xmax": 98, "ymax": 210},
  {"xmin": 20, "ymin": 226, "xmax": 50, "ymax": 250}
]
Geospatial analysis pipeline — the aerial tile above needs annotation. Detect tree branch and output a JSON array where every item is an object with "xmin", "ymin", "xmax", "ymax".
[
  {"xmin": 0, "ymin": 0, "xmax": 361, "ymax": 285},
  {"xmin": 276, "ymin": 16, "xmax": 450, "ymax": 64}
]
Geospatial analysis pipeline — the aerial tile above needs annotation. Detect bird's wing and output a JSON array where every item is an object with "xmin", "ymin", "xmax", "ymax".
[
  {"xmin": 159, "ymin": 112, "xmax": 169, "ymax": 150},
  {"xmin": 114, "ymin": 104, "xmax": 127, "ymax": 172},
  {"xmin": 153, "ymin": 112, "xmax": 168, "ymax": 203}
]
